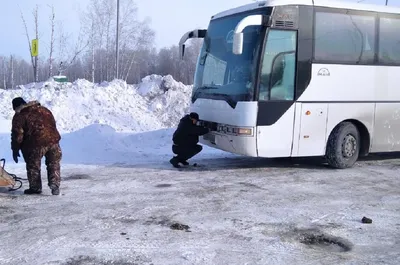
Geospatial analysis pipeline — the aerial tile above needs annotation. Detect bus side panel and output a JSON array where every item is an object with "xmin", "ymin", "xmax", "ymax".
[
  {"xmin": 297, "ymin": 64, "xmax": 377, "ymax": 102},
  {"xmin": 371, "ymin": 104, "xmax": 400, "ymax": 152},
  {"xmin": 257, "ymin": 104, "xmax": 296, "ymax": 157},
  {"xmin": 291, "ymin": 102, "xmax": 302, "ymax": 156},
  {"xmin": 371, "ymin": 67, "xmax": 400, "ymax": 152},
  {"xmin": 296, "ymin": 103, "xmax": 329, "ymax": 156},
  {"xmin": 325, "ymin": 103, "xmax": 375, "ymax": 153}
]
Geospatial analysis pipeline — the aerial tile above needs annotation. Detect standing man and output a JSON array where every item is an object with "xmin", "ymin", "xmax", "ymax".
[
  {"xmin": 11, "ymin": 97, "xmax": 62, "ymax": 195},
  {"xmin": 170, "ymin": 112, "xmax": 210, "ymax": 168}
]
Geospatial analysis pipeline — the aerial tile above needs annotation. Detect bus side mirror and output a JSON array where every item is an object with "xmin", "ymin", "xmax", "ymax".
[
  {"xmin": 233, "ymin": 14, "xmax": 269, "ymax": 55},
  {"xmin": 233, "ymin": 33, "xmax": 244, "ymax": 55},
  {"xmin": 179, "ymin": 29, "xmax": 207, "ymax": 59}
]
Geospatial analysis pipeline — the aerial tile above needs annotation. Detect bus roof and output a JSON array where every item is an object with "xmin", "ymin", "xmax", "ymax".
[{"xmin": 211, "ymin": 0, "xmax": 400, "ymax": 20}]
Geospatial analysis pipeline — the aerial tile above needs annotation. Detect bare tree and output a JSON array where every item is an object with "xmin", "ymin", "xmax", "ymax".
[
  {"xmin": 10, "ymin": 55, "xmax": 14, "ymax": 89},
  {"xmin": 104, "ymin": 0, "xmax": 115, "ymax": 80},
  {"xmin": 33, "ymin": 6, "xmax": 39, "ymax": 82},
  {"xmin": 91, "ymin": 21, "xmax": 95, "ymax": 83},
  {"xmin": 2, "ymin": 58, "xmax": 6, "ymax": 89},
  {"xmin": 48, "ymin": 5, "xmax": 55, "ymax": 78},
  {"xmin": 20, "ymin": 5, "xmax": 39, "ymax": 82},
  {"xmin": 57, "ymin": 28, "xmax": 89, "ymax": 76}
]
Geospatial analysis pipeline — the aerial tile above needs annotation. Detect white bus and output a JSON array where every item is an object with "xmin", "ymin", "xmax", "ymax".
[{"xmin": 178, "ymin": 0, "xmax": 400, "ymax": 169}]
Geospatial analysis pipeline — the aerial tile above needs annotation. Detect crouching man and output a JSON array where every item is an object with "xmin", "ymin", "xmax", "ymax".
[
  {"xmin": 170, "ymin": 112, "xmax": 210, "ymax": 168},
  {"xmin": 11, "ymin": 97, "xmax": 62, "ymax": 195}
]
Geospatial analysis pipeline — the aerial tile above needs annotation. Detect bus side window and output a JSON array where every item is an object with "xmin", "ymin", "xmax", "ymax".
[
  {"xmin": 379, "ymin": 17, "xmax": 400, "ymax": 64},
  {"xmin": 270, "ymin": 52, "xmax": 296, "ymax": 100},
  {"xmin": 314, "ymin": 11, "xmax": 375, "ymax": 64},
  {"xmin": 259, "ymin": 30, "xmax": 297, "ymax": 101}
]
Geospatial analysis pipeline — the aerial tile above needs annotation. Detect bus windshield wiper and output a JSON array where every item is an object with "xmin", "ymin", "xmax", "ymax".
[
  {"xmin": 195, "ymin": 86, "xmax": 219, "ymax": 91},
  {"xmin": 192, "ymin": 91, "xmax": 238, "ymax": 109}
]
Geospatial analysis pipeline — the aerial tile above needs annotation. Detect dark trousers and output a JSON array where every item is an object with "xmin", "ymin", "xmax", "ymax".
[
  {"xmin": 172, "ymin": 144, "xmax": 202, "ymax": 161},
  {"xmin": 22, "ymin": 143, "xmax": 62, "ymax": 191}
]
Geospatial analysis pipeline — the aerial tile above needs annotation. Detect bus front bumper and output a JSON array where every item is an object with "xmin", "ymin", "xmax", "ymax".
[{"xmin": 199, "ymin": 132, "xmax": 258, "ymax": 157}]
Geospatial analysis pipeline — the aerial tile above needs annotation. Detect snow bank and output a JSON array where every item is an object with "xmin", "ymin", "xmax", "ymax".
[
  {"xmin": 60, "ymin": 124, "xmax": 175, "ymax": 165},
  {"xmin": 0, "ymin": 75, "xmax": 192, "ymax": 133},
  {"xmin": 0, "ymin": 75, "xmax": 227, "ymax": 166}
]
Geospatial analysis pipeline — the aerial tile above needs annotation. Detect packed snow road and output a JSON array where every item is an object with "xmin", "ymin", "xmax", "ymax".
[{"xmin": 0, "ymin": 156, "xmax": 399, "ymax": 265}]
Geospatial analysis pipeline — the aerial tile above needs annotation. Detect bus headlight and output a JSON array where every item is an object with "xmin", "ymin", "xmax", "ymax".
[
  {"xmin": 237, "ymin": 128, "xmax": 252, "ymax": 135},
  {"xmin": 231, "ymin": 127, "xmax": 253, "ymax": 136}
]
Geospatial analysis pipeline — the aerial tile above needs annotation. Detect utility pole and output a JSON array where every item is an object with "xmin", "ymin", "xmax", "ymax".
[
  {"xmin": 386, "ymin": 0, "xmax": 388, "ymax": 5},
  {"xmin": 116, "ymin": 0, "xmax": 120, "ymax": 79}
]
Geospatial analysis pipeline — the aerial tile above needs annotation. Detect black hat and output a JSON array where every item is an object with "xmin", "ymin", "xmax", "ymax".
[
  {"xmin": 12, "ymin": 97, "xmax": 27, "ymax": 110},
  {"xmin": 189, "ymin": 112, "xmax": 199, "ymax": 120}
]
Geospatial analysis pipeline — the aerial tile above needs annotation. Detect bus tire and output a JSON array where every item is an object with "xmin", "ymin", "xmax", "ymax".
[{"xmin": 326, "ymin": 122, "xmax": 360, "ymax": 169}]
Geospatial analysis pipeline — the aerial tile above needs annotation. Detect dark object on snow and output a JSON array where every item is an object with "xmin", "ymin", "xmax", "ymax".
[
  {"xmin": 170, "ymin": 223, "xmax": 191, "ymax": 232},
  {"xmin": 170, "ymin": 113, "xmax": 210, "ymax": 168},
  {"xmin": 361, "ymin": 216, "xmax": 372, "ymax": 224}
]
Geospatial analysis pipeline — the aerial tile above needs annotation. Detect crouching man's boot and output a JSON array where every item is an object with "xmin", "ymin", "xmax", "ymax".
[
  {"xmin": 169, "ymin": 156, "xmax": 181, "ymax": 168},
  {"xmin": 24, "ymin": 188, "xmax": 42, "ymax": 195}
]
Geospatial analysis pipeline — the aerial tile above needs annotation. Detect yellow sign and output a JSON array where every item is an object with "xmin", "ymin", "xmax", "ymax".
[{"xmin": 31, "ymin": 39, "xmax": 38, "ymax": 57}]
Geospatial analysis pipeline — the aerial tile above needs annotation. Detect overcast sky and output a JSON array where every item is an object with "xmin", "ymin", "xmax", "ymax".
[{"xmin": 0, "ymin": 0, "xmax": 393, "ymax": 60}]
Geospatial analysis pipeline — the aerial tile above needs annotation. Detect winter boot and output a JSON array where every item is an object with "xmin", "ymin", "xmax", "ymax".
[
  {"xmin": 51, "ymin": 187, "xmax": 60, "ymax": 195},
  {"xmin": 49, "ymin": 184, "xmax": 60, "ymax": 195},
  {"xmin": 180, "ymin": 160, "xmax": 189, "ymax": 166},
  {"xmin": 169, "ymin": 157, "xmax": 181, "ymax": 168},
  {"xmin": 24, "ymin": 188, "xmax": 42, "ymax": 195}
]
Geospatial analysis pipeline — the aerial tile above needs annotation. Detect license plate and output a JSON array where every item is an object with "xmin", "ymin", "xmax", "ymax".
[{"xmin": 204, "ymin": 133, "xmax": 215, "ymax": 143}]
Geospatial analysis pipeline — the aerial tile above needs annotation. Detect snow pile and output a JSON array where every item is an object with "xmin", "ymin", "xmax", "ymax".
[
  {"xmin": 137, "ymin": 75, "xmax": 193, "ymax": 128},
  {"xmin": 0, "ymin": 75, "xmax": 226, "ymax": 166},
  {"xmin": 0, "ymin": 75, "xmax": 193, "ymax": 133},
  {"xmin": 60, "ymin": 124, "xmax": 176, "ymax": 165}
]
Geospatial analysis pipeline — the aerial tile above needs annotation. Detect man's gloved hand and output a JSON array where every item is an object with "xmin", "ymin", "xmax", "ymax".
[{"xmin": 13, "ymin": 150, "xmax": 20, "ymax": 163}]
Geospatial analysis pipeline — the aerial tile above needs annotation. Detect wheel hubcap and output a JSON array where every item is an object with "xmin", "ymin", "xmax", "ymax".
[{"xmin": 342, "ymin": 134, "xmax": 357, "ymax": 158}]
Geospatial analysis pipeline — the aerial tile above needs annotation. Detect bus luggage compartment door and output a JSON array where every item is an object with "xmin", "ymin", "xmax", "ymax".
[{"xmin": 296, "ymin": 103, "xmax": 328, "ymax": 156}]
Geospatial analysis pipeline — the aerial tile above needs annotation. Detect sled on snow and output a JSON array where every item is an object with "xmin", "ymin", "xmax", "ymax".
[{"xmin": 0, "ymin": 159, "xmax": 23, "ymax": 191}]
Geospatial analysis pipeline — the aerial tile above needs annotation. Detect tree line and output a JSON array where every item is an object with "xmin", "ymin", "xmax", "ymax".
[{"xmin": 0, "ymin": 0, "xmax": 202, "ymax": 89}]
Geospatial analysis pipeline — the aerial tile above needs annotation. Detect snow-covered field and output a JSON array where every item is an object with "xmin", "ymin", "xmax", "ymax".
[{"xmin": 0, "ymin": 76, "xmax": 399, "ymax": 264}]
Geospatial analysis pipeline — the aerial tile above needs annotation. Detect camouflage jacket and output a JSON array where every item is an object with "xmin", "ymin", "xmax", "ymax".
[{"xmin": 11, "ymin": 101, "xmax": 61, "ymax": 152}]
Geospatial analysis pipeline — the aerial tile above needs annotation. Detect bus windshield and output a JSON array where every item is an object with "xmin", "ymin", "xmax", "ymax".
[{"xmin": 192, "ymin": 8, "xmax": 271, "ymax": 107}]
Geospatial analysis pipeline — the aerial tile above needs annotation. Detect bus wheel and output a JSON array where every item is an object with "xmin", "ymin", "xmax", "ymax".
[{"xmin": 326, "ymin": 122, "xmax": 360, "ymax": 169}]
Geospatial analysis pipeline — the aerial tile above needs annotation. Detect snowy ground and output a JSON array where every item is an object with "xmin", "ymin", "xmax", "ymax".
[
  {"xmin": 1, "ymin": 149, "xmax": 400, "ymax": 264},
  {"xmin": 0, "ymin": 76, "xmax": 399, "ymax": 264}
]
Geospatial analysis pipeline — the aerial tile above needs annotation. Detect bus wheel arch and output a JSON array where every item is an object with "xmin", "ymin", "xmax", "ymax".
[
  {"xmin": 346, "ymin": 119, "xmax": 370, "ymax": 157},
  {"xmin": 325, "ymin": 120, "xmax": 370, "ymax": 169}
]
